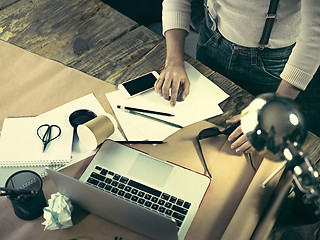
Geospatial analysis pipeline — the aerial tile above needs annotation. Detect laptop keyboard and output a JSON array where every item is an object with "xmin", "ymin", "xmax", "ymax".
[{"xmin": 85, "ymin": 165, "xmax": 191, "ymax": 231}]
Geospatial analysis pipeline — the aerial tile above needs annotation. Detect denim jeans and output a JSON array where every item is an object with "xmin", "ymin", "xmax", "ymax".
[{"xmin": 196, "ymin": 18, "xmax": 320, "ymax": 137}]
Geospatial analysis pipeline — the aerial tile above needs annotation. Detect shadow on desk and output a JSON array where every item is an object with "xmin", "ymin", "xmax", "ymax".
[{"xmin": 71, "ymin": 204, "xmax": 90, "ymax": 226}]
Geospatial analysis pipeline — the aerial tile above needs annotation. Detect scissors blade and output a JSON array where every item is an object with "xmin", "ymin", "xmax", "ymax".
[
  {"xmin": 42, "ymin": 142, "xmax": 48, "ymax": 152},
  {"xmin": 39, "ymin": 124, "xmax": 51, "ymax": 152}
]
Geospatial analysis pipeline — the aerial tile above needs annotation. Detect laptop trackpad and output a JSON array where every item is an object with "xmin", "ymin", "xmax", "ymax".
[{"xmin": 128, "ymin": 154, "xmax": 173, "ymax": 188}]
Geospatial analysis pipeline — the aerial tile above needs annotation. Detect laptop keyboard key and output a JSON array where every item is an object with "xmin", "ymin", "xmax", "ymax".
[
  {"xmin": 131, "ymin": 195, "xmax": 138, "ymax": 202},
  {"xmin": 125, "ymin": 193, "xmax": 132, "ymax": 199},
  {"xmin": 118, "ymin": 190, "xmax": 125, "ymax": 196},
  {"xmin": 176, "ymin": 220, "xmax": 182, "ymax": 227},
  {"xmin": 183, "ymin": 201, "xmax": 191, "ymax": 209},
  {"xmin": 131, "ymin": 188, "xmax": 138, "ymax": 195},
  {"xmin": 158, "ymin": 206, "xmax": 165, "ymax": 213},
  {"xmin": 151, "ymin": 204, "xmax": 159, "ymax": 211},
  {"xmin": 105, "ymin": 178, "xmax": 112, "ymax": 184},
  {"xmin": 87, "ymin": 177, "xmax": 99, "ymax": 186},
  {"xmin": 151, "ymin": 197, "xmax": 158, "ymax": 203},
  {"xmin": 105, "ymin": 185, "xmax": 112, "ymax": 191},
  {"xmin": 172, "ymin": 212, "xmax": 185, "ymax": 221},
  {"xmin": 100, "ymin": 169, "xmax": 108, "ymax": 176},
  {"xmin": 120, "ymin": 177, "xmax": 129, "ymax": 184},
  {"xmin": 144, "ymin": 194, "xmax": 151, "ymax": 200},
  {"xmin": 111, "ymin": 188, "xmax": 119, "ymax": 194},
  {"xmin": 138, "ymin": 198, "xmax": 145, "ymax": 205},
  {"xmin": 172, "ymin": 205, "xmax": 188, "ymax": 215},
  {"xmin": 176, "ymin": 199, "xmax": 184, "ymax": 206},
  {"xmin": 113, "ymin": 174, "xmax": 121, "ymax": 181},
  {"xmin": 165, "ymin": 202, "xmax": 172, "ymax": 208},
  {"xmin": 161, "ymin": 193, "xmax": 170, "ymax": 200},
  {"xmin": 111, "ymin": 181, "xmax": 118, "ymax": 187},
  {"xmin": 165, "ymin": 209, "xmax": 173, "ymax": 216},
  {"xmin": 145, "ymin": 201, "xmax": 152, "ymax": 207},
  {"xmin": 158, "ymin": 199, "xmax": 165, "ymax": 206},
  {"xmin": 90, "ymin": 172, "xmax": 105, "ymax": 181},
  {"xmin": 169, "ymin": 196, "xmax": 177, "ymax": 203}
]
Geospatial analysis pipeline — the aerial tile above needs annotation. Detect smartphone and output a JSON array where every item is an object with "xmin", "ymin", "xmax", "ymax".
[{"xmin": 118, "ymin": 71, "xmax": 159, "ymax": 98}]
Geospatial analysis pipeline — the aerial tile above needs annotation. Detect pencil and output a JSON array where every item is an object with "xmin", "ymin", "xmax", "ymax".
[
  {"xmin": 117, "ymin": 105, "xmax": 174, "ymax": 117},
  {"xmin": 116, "ymin": 141, "xmax": 165, "ymax": 144},
  {"xmin": 127, "ymin": 110, "xmax": 183, "ymax": 129}
]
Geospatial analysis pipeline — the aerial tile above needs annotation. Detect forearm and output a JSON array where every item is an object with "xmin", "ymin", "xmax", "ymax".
[
  {"xmin": 280, "ymin": 0, "xmax": 320, "ymax": 90},
  {"xmin": 276, "ymin": 79, "xmax": 301, "ymax": 100},
  {"xmin": 155, "ymin": 28, "xmax": 190, "ymax": 106},
  {"xmin": 165, "ymin": 29, "xmax": 187, "ymax": 66}
]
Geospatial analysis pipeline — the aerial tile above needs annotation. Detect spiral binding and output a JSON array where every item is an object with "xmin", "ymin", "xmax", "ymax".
[{"xmin": 0, "ymin": 160, "xmax": 69, "ymax": 168}]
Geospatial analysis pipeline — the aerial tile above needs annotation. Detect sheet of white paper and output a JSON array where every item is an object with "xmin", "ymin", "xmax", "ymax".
[{"xmin": 106, "ymin": 62, "xmax": 229, "ymax": 140}]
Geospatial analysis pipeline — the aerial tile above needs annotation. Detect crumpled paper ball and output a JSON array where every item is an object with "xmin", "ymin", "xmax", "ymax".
[{"xmin": 42, "ymin": 192, "xmax": 73, "ymax": 230}]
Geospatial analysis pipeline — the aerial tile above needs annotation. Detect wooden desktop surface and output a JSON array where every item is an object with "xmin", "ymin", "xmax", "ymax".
[
  {"xmin": 0, "ymin": 0, "xmax": 319, "ymax": 239},
  {"xmin": 1, "ymin": 0, "xmax": 319, "ymax": 161}
]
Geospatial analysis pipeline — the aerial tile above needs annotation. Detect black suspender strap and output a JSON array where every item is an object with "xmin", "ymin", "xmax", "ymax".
[{"xmin": 259, "ymin": 0, "xmax": 280, "ymax": 49}]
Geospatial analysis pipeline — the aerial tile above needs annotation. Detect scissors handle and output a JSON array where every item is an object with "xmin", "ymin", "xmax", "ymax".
[{"xmin": 37, "ymin": 124, "xmax": 61, "ymax": 152}]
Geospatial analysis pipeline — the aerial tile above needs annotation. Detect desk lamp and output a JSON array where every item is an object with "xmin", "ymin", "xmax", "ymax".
[{"xmin": 240, "ymin": 93, "xmax": 320, "ymax": 216}]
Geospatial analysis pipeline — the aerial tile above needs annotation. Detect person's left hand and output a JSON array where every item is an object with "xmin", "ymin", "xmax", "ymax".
[{"xmin": 226, "ymin": 115, "xmax": 255, "ymax": 154}]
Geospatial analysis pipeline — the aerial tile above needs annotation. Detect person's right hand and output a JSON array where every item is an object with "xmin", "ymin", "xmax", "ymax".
[
  {"xmin": 227, "ymin": 115, "xmax": 255, "ymax": 154},
  {"xmin": 154, "ymin": 61, "xmax": 190, "ymax": 107}
]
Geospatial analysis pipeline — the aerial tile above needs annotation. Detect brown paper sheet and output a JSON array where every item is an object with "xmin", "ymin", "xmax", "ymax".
[
  {"xmin": 0, "ymin": 40, "xmax": 282, "ymax": 240},
  {"xmin": 221, "ymin": 159, "xmax": 285, "ymax": 240},
  {"xmin": 0, "ymin": 40, "xmax": 117, "ymax": 130}
]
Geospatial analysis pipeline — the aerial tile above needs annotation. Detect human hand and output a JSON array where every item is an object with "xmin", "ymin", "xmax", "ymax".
[
  {"xmin": 154, "ymin": 61, "xmax": 190, "ymax": 106},
  {"xmin": 226, "ymin": 114, "xmax": 255, "ymax": 154}
]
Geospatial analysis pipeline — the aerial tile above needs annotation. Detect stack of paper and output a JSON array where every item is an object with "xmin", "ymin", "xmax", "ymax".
[
  {"xmin": 0, "ymin": 116, "xmax": 73, "ymax": 167},
  {"xmin": 106, "ymin": 62, "xmax": 229, "ymax": 140}
]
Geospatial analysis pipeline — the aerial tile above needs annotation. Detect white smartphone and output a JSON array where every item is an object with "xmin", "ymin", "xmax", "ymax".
[{"xmin": 118, "ymin": 71, "xmax": 159, "ymax": 98}]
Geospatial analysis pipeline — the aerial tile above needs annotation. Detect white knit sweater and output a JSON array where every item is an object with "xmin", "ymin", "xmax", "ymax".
[{"xmin": 162, "ymin": 0, "xmax": 320, "ymax": 90}]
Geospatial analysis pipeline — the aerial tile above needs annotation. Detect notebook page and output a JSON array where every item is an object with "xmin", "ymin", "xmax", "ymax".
[{"xmin": 0, "ymin": 116, "xmax": 73, "ymax": 167}]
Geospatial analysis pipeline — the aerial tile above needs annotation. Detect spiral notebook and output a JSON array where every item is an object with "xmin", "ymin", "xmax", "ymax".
[{"xmin": 0, "ymin": 115, "xmax": 73, "ymax": 167}]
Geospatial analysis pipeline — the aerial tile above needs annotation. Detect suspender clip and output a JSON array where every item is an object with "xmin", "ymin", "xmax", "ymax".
[
  {"xmin": 266, "ymin": 14, "xmax": 276, "ymax": 19},
  {"xmin": 258, "ymin": 44, "xmax": 266, "ymax": 50}
]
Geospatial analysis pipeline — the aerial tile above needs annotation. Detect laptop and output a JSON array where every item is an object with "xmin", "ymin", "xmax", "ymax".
[{"xmin": 47, "ymin": 140, "xmax": 210, "ymax": 240}]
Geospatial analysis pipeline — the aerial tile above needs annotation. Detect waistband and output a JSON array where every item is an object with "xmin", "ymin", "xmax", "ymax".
[{"xmin": 203, "ymin": 7, "xmax": 294, "ymax": 55}]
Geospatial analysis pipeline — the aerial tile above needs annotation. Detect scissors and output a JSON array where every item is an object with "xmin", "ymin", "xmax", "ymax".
[{"xmin": 37, "ymin": 124, "xmax": 61, "ymax": 152}]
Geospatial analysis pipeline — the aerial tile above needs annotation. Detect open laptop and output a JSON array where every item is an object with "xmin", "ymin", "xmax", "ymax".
[{"xmin": 47, "ymin": 140, "xmax": 210, "ymax": 240}]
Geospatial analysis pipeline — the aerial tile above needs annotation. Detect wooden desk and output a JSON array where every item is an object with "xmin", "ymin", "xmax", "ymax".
[
  {"xmin": 0, "ymin": 0, "xmax": 319, "ymax": 239},
  {"xmin": 1, "ymin": 0, "xmax": 319, "ymax": 162}
]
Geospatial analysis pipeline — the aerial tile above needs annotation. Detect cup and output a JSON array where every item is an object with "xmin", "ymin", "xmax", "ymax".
[
  {"xmin": 77, "ymin": 114, "xmax": 117, "ymax": 150},
  {"xmin": 5, "ymin": 170, "xmax": 47, "ymax": 220}
]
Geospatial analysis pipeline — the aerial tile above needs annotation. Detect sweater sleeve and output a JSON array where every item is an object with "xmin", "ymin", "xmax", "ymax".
[
  {"xmin": 162, "ymin": 0, "xmax": 192, "ymax": 35},
  {"xmin": 280, "ymin": 0, "xmax": 320, "ymax": 90}
]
